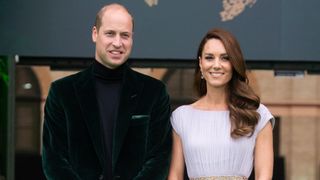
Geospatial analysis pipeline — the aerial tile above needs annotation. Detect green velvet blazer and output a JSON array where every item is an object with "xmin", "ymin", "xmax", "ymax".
[{"xmin": 42, "ymin": 64, "xmax": 172, "ymax": 180}]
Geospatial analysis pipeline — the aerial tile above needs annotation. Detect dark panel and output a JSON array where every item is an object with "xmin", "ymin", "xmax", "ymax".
[{"xmin": 0, "ymin": 0, "xmax": 319, "ymax": 61}]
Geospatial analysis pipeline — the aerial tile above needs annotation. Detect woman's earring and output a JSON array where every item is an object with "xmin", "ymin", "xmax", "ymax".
[{"xmin": 201, "ymin": 72, "xmax": 204, "ymax": 79}]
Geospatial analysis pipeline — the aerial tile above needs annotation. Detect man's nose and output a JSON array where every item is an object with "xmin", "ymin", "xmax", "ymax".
[{"xmin": 112, "ymin": 35, "xmax": 122, "ymax": 47}]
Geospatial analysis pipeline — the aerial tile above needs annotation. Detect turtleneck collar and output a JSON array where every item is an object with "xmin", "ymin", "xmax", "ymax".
[{"xmin": 93, "ymin": 60, "xmax": 126, "ymax": 81}]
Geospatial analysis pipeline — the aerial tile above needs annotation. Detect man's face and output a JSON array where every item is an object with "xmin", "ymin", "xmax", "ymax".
[{"xmin": 92, "ymin": 8, "xmax": 133, "ymax": 69}]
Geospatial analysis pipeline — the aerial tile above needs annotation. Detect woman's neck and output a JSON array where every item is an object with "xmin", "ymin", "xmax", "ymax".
[{"xmin": 194, "ymin": 88, "xmax": 228, "ymax": 110}]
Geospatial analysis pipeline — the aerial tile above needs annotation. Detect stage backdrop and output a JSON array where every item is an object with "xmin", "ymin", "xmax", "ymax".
[{"xmin": 0, "ymin": 0, "xmax": 319, "ymax": 61}]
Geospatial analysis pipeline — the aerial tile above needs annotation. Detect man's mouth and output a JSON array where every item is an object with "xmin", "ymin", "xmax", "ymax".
[{"xmin": 109, "ymin": 50, "xmax": 123, "ymax": 55}]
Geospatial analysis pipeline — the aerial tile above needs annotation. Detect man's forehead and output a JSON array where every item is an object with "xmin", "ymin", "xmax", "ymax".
[{"xmin": 102, "ymin": 5, "xmax": 132, "ymax": 19}]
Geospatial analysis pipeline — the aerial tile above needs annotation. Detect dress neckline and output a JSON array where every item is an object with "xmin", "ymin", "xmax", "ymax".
[{"xmin": 185, "ymin": 105, "xmax": 229, "ymax": 113}]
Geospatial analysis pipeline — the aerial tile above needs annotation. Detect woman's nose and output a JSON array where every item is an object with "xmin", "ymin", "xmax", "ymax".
[{"xmin": 212, "ymin": 59, "xmax": 222, "ymax": 69}]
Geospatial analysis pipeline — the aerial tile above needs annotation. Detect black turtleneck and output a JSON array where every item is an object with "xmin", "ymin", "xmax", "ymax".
[{"xmin": 93, "ymin": 60, "xmax": 124, "ymax": 179}]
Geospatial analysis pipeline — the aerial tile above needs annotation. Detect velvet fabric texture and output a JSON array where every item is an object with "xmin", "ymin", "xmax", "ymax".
[{"xmin": 42, "ymin": 64, "xmax": 172, "ymax": 180}]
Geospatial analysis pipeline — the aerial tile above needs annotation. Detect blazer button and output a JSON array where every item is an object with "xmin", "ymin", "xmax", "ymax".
[{"xmin": 98, "ymin": 174, "xmax": 104, "ymax": 180}]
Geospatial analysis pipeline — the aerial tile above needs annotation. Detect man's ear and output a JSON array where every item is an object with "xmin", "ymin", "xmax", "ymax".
[{"xmin": 92, "ymin": 26, "xmax": 97, "ymax": 43}]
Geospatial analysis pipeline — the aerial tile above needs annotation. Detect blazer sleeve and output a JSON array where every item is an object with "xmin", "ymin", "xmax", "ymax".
[
  {"xmin": 42, "ymin": 82, "xmax": 80, "ymax": 180},
  {"xmin": 133, "ymin": 84, "xmax": 172, "ymax": 180}
]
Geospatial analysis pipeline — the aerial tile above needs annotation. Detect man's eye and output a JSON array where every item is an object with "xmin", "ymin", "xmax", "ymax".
[
  {"xmin": 121, "ymin": 34, "xmax": 130, "ymax": 39},
  {"xmin": 105, "ymin": 32, "xmax": 114, "ymax": 36}
]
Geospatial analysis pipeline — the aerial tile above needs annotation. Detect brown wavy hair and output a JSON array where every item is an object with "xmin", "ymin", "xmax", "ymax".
[{"xmin": 194, "ymin": 28, "xmax": 260, "ymax": 138}]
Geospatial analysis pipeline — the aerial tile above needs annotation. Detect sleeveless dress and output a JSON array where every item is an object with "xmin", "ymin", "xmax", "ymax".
[{"xmin": 170, "ymin": 104, "xmax": 275, "ymax": 179}]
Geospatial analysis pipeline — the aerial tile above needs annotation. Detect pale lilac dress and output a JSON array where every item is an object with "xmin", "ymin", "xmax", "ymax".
[{"xmin": 170, "ymin": 104, "xmax": 274, "ymax": 179}]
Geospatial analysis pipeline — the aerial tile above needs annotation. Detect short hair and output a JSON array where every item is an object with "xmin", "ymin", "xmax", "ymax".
[{"xmin": 94, "ymin": 3, "xmax": 134, "ymax": 31}]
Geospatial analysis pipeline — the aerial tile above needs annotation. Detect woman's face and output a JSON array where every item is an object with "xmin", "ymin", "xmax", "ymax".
[{"xmin": 199, "ymin": 38, "xmax": 233, "ymax": 90}]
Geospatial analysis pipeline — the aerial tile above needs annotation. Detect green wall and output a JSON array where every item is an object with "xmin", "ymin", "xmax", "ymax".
[
  {"xmin": 0, "ymin": 56, "xmax": 14, "ymax": 180},
  {"xmin": 0, "ymin": 56, "xmax": 8, "ymax": 179}
]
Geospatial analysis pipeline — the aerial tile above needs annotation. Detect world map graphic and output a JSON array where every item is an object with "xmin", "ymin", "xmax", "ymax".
[{"xmin": 144, "ymin": 0, "xmax": 257, "ymax": 21}]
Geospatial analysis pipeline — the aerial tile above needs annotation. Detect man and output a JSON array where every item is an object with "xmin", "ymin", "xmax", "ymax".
[{"xmin": 42, "ymin": 3, "xmax": 172, "ymax": 180}]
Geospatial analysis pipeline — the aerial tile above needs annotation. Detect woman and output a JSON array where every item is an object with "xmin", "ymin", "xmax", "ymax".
[{"xmin": 168, "ymin": 28, "xmax": 274, "ymax": 180}]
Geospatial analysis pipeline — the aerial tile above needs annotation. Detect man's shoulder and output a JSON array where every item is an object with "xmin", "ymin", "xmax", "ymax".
[
  {"xmin": 51, "ymin": 67, "xmax": 90, "ymax": 87},
  {"xmin": 130, "ymin": 69, "xmax": 165, "ymax": 88}
]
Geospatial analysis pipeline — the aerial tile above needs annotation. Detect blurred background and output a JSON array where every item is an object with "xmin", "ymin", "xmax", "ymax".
[{"xmin": 1, "ymin": 0, "xmax": 320, "ymax": 179}]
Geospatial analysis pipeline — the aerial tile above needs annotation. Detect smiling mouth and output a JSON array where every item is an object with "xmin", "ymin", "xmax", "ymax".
[
  {"xmin": 209, "ymin": 72, "xmax": 224, "ymax": 77},
  {"xmin": 109, "ymin": 50, "xmax": 123, "ymax": 55}
]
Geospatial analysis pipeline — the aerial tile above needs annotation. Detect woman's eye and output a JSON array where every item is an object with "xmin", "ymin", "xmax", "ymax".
[
  {"xmin": 205, "ymin": 56, "xmax": 214, "ymax": 60},
  {"xmin": 221, "ymin": 55, "xmax": 230, "ymax": 61}
]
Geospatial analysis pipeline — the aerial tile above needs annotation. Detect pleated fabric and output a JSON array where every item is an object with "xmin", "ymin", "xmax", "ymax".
[{"xmin": 171, "ymin": 104, "xmax": 274, "ymax": 179}]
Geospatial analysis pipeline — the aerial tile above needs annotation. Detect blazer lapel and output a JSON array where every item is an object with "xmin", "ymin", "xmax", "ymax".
[
  {"xmin": 74, "ymin": 66, "xmax": 105, "ymax": 169},
  {"xmin": 112, "ymin": 67, "xmax": 144, "ymax": 169}
]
